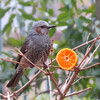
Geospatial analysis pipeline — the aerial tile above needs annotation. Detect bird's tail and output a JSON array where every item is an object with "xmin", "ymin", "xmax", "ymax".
[{"xmin": 7, "ymin": 67, "xmax": 24, "ymax": 88}]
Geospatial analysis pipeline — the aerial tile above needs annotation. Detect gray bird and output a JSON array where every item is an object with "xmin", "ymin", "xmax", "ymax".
[{"xmin": 7, "ymin": 20, "xmax": 56, "ymax": 88}]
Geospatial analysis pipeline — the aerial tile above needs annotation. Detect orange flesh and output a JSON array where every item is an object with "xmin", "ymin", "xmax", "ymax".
[{"xmin": 56, "ymin": 48, "xmax": 78, "ymax": 70}]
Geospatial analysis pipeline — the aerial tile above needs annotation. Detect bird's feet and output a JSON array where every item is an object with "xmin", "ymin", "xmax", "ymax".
[
  {"xmin": 43, "ymin": 63, "xmax": 48, "ymax": 70},
  {"xmin": 13, "ymin": 92, "xmax": 18, "ymax": 100}
]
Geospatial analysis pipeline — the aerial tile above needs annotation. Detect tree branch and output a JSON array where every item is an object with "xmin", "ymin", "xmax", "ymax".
[
  {"xmin": 65, "ymin": 87, "xmax": 92, "ymax": 97},
  {"xmin": 81, "ymin": 63, "xmax": 100, "ymax": 70},
  {"xmin": 0, "ymin": 93, "xmax": 6, "ymax": 99},
  {"xmin": 48, "ymin": 35, "xmax": 100, "ymax": 65},
  {"xmin": 46, "ymin": 69, "xmax": 63, "ymax": 97},
  {"xmin": 15, "ymin": 47, "xmax": 46, "ymax": 74},
  {"xmin": 59, "ymin": 35, "xmax": 100, "ymax": 100},
  {"xmin": 72, "ymin": 76, "xmax": 92, "ymax": 85},
  {"xmin": 15, "ymin": 70, "xmax": 42, "ymax": 94}
]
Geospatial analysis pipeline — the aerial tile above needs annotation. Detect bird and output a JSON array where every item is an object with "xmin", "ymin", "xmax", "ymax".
[{"xmin": 7, "ymin": 20, "xmax": 56, "ymax": 88}]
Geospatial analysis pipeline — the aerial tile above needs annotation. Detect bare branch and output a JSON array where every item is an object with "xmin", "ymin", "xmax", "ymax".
[
  {"xmin": 0, "ymin": 57, "xmax": 28, "ymax": 66},
  {"xmin": 81, "ymin": 43, "xmax": 100, "ymax": 69},
  {"xmin": 81, "ymin": 63, "xmax": 100, "ymax": 70},
  {"xmin": 15, "ymin": 47, "xmax": 46, "ymax": 74},
  {"xmin": 73, "ymin": 35, "xmax": 100, "ymax": 51},
  {"xmin": 72, "ymin": 76, "xmax": 92, "ymax": 85},
  {"xmin": 0, "ymin": 93, "xmax": 6, "ymax": 99},
  {"xmin": 86, "ymin": 33, "xmax": 91, "ymax": 42},
  {"xmin": 49, "ymin": 35, "xmax": 100, "ymax": 65},
  {"xmin": 78, "ymin": 35, "xmax": 100, "ymax": 69},
  {"xmin": 14, "ymin": 70, "xmax": 42, "ymax": 94},
  {"xmin": 46, "ymin": 69, "xmax": 63, "ymax": 97},
  {"xmin": 65, "ymin": 87, "xmax": 92, "ymax": 97}
]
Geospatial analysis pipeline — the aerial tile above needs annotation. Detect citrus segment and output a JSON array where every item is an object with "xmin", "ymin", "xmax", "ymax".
[{"xmin": 56, "ymin": 48, "xmax": 78, "ymax": 70}]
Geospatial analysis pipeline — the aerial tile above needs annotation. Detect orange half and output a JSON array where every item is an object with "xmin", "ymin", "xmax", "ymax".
[{"xmin": 56, "ymin": 48, "xmax": 78, "ymax": 70}]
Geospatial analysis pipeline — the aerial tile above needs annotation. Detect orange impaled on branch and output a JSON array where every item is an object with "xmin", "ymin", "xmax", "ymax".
[{"xmin": 56, "ymin": 48, "xmax": 78, "ymax": 70}]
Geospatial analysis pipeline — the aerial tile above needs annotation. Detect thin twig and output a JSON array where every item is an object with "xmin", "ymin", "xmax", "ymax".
[
  {"xmin": 46, "ymin": 69, "xmax": 63, "ymax": 97},
  {"xmin": 0, "ymin": 93, "xmax": 6, "ymax": 99},
  {"xmin": 0, "ymin": 57, "xmax": 28, "ymax": 66},
  {"xmin": 14, "ymin": 70, "xmax": 42, "ymax": 94},
  {"xmin": 78, "ymin": 35, "xmax": 100, "ymax": 69},
  {"xmin": 10, "ymin": 49, "xmax": 22, "ymax": 56},
  {"xmin": 47, "ymin": 39, "xmax": 54, "ymax": 100},
  {"xmin": 65, "ymin": 87, "xmax": 92, "ymax": 97},
  {"xmin": 48, "ymin": 36, "xmax": 100, "ymax": 65},
  {"xmin": 86, "ymin": 33, "xmax": 91, "ymax": 42},
  {"xmin": 79, "ymin": 45, "xmax": 90, "ymax": 68},
  {"xmin": 60, "ymin": 35, "xmax": 100, "ymax": 100},
  {"xmin": 58, "ymin": 35, "xmax": 100, "ymax": 100},
  {"xmin": 48, "ymin": 75, "xmax": 52, "ymax": 100},
  {"xmin": 7, "ymin": 92, "xmax": 10, "ymax": 100},
  {"xmin": 81, "ymin": 63, "xmax": 100, "ymax": 70},
  {"xmin": 0, "ymin": 70, "xmax": 42, "ymax": 99},
  {"xmin": 60, "ymin": 71, "xmax": 72, "ymax": 93},
  {"xmin": 81, "ymin": 43, "xmax": 100, "ymax": 69},
  {"xmin": 73, "ymin": 36, "xmax": 100, "ymax": 51},
  {"xmin": 50, "ymin": 38, "xmax": 55, "ymax": 79},
  {"xmin": 72, "ymin": 76, "xmax": 92, "ymax": 85},
  {"xmin": 15, "ymin": 47, "xmax": 46, "ymax": 74}
]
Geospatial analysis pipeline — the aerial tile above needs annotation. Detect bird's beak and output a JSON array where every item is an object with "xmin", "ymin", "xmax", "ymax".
[{"xmin": 48, "ymin": 25, "xmax": 56, "ymax": 28}]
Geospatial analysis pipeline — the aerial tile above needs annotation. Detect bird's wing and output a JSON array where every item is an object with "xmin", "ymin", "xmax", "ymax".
[{"xmin": 15, "ymin": 37, "xmax": 30, "ymax": 69}]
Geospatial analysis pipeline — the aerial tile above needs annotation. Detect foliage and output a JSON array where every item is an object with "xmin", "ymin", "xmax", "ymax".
[{"xmin": 0, "ymin": 0, "xmax": 100, "ymax": 99}]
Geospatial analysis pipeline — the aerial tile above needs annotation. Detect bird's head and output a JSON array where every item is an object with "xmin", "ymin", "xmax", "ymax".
[{"xmin": 31, "ymin": 20, "xmax": 56, "ymax": 35}]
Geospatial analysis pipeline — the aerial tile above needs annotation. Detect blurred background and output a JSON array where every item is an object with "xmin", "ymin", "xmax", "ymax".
[{"xmin": 0, "ymin": 0, "xmax": 100, "ymax": 100}]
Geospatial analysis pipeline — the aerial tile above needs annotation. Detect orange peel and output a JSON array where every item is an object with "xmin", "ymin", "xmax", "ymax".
[{"xmin": 56, "ymin": 48, "xmax": 78, "ymax": 70}]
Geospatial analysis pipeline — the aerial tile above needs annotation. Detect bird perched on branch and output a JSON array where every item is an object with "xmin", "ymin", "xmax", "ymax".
[{"xmin": 7, "ymin": 20, "xmax": 56, "ymax": 88}]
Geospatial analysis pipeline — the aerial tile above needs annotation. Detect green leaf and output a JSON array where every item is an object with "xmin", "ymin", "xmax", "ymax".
[
  {"xmin": 88, "ymin": 3, "xmax": 95, "ymax": 13},
  {"xmin": 19, "ymin": 9, "xmax": 25, "ymax": 14},
  {"xmin": 75, "ymin": 18, "xmax": 83, "ymax": 32},
  {"xmin": 40, "ymin": 0, "xmax": 48, "ymax": 11},
  {"xmin": 23, "ymin": 13, "xmax": 35, "ymax": 20},
  {"xmin": 54, "ymin": 72, "xmax": 59, "ymax": 81},
  {"xmin": 80, "ymin": 16, "xmax": 92, "ymax": 23},
  {"xmin": 49, "ymin": 28, "xmax": 56, "ymax": 37},
  {"xmin": 2, "ymin": 51, "xmax": 12, "ymax": 57},
  {"xmin": 7, "ymin": 37, "xmax": 22, "ymax": 47},
  {"xmin": 16, "ymin": 13, "xmax": 24, "ymax": 28},
  {"xmin": 6, "ymin": 25, "xmax": 12, "ymax": 36},
  {"xmin": 16, "ymin": 14, "xmax": 26, "ymax": 34},
  {"xmin": 57, "ymin": 12, "xmax": 68, "ymax": 21},
  {"xmin": 48, "ymin": 9, "xmax": 53, "ymax": 16},
  {"xmin": 20, "ymin": 36, "xmax": 25, "ymax": 44},
  {"xmin": 27, "ymin": 22, "xmax": 33, "ymax": 31},
  {"xmin": 0, "ymin": 69, "xmax": 15, "ymax": 82},
  {"xmin": 2, "ymin": 21, "xmax": 12, "ymax": 34},
  {"xmin": 57, "ymin": 9, "xmax": 74, "ymax": 21},
  {"xmin": 64, "ymin": 24, "xmax": 73, "ymax": 41},
  {"xmin": 0, "ymin": 7, "xmax": 10, "ymax": 18},
  {"xmin": 9, "ymin": 14, "xmax": 16, "ymax": 22},
  {"xmin": 5, "ymin": 0, "xmax": 11, "ymax": 6},
  {"xmin": 57, "ymin": 21, "xmax": 68, "ymax": 26},
  {"xmin": 18, "ymin": 0, "xmax": 32, "ymax": 6},
  {"xmin": 82, "ymin": 4, "xmax": 95, "ymax": 14},
  {"xmin": 2, "ymin": 14, "xmax": 15, "ymax": 34},
  {"xmin": 63, "ymin": 0, "xmax": 71, "ymax": 5},
  {"xmin": 19, "ymin": 9, "xmax": 35, "ymax": 20},
  {"xmin": 71, "ymin": 0, "xmax": 77, "ymax": 9}
]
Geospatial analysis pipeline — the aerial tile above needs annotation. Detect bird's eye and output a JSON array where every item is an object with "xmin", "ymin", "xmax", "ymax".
[{"xmin": 41, "ymin": 26, "xmax": 46, "ymax": 28}]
